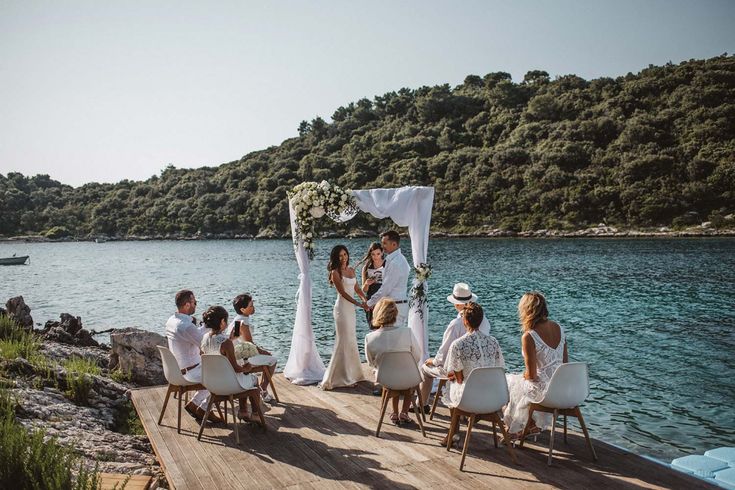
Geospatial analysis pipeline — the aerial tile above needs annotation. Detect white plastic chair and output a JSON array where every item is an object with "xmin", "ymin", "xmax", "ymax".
[
  {"xmin": 197, "ymin": 354, "xmax": 265, "ymax": 445},
  {"xmin": 445, "ymin": 367, "xmax": 517, "ymax": 470},
  {"xmin": 518, "ymin": 362, "xmax": 598, "ymax": 465},
  {"xmin": 375, "ymin": 351, "xmax": 426, "ymax": 438},
  {"xmin": 157, "ymin": 345, "xmax": 205, "ymax": 434}
]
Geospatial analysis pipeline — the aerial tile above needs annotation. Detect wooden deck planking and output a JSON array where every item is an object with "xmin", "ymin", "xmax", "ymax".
[
  {"xmin": 132, "ymin": 364, "xmax": 713, "ymax": 489},
  {"xmin": 99, "ymin": 473, "xmax": 152, "ymax": 489}
]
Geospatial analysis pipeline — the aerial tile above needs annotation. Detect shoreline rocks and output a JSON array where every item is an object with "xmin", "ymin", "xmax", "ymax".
[
  {"xmin": 1, "ymin": 224, "xmax": 734, "ymax": 242},
  {"xmin": 1, "ymin": 301, "xmax": 167, "ymax": 487}
]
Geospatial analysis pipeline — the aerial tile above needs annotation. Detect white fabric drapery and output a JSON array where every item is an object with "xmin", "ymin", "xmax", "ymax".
[{"xmin": 284, "ymin": 186, "xmax": 435, "ymax": 385}]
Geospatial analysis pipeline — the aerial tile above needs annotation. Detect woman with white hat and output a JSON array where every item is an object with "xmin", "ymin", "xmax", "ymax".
[{"xmin": 418, "ymin": 283, "xmax": 491, "ymax": 410}]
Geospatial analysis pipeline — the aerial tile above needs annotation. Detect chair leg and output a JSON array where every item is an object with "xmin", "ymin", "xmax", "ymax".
[
  {"xmin": 216, "ymin": 402, "xmax": 225, "ymax": 424},
  {"xmin": 197, "ymin": 396, "xmax": 215, "ymax": 441},
  {"xmin": 263, "ymin": 368, "xmax": 279, "ymax": 403},
  {"xmin": 254, "ymin": 391, "xmax": 267, "ymax": 430},
  {"xmin": 496, "ymin": 412, "xmax": 518, "ymax": 464},
  {"xmin": 575, "ymin": 407, "xmax": 598, "ymax": 461},
  {"xmin": 459, "ymin": 414, "xmax": 475, "ymax": 471},
  {"xmin": 564, "ymin": 415, "xmax": 568, "ymax": 443},
  {"xmin": 492, "ymin": 420, "xmax": 498, "ymax": 448},
  {"xmin": 177, "ymin": 387, "xmax": 184, "ymax": 433},
  {"xmin": 158, "ymin": 385, "xmax": 174, "ymax": 426},
  {"xmin": 375, "ymin": 388, "xmax": 390, "ymax": 437},
  {"xmin": 547, "ymin": 409, "xmax": 559, "ymax": 466},
  {"xmin": 447, "ymin": 408, "xmax": 460, "ymax": 451},
  {"xmin": 430, "ymin": 379, "xmax": 445, "ymax": 421},
  {"xmin": 411, "ymin": 389, "xmax": 426, "ymax": 437},
  {"xmin": 519, "ymin": 406, "xmax": 536, "ymax": 448},
  {"xmin": 415, "ymin": 387, "xmax": 426, "ymax": 423},
  {"xmin": 229, "ymin": 397, "xmax": 239, "ymax": 445}
]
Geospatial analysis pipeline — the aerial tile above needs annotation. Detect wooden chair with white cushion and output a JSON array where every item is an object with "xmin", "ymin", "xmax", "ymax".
[
  {"xmin": 518, "ymin": 361, "xmax": 598, "ymax": 465},
  {"xmin": 197, "ymin": 354, "xmax": 265, "ymax": 445},
  {"xmin": 375, "ymin": 351, "xmax": 426, "ymax": 438},
  {"xmin": 445, "ymin": 366, "xmax": 517, "ymax": 470},
  {"xmin": 156, "ymin": 345, "xmax": 204, "ymax": 434}
]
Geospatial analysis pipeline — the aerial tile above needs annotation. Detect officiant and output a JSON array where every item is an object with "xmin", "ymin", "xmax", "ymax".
[{"xmin": 367, "ymin": 230, "xmax": 410, "ymax": 327}]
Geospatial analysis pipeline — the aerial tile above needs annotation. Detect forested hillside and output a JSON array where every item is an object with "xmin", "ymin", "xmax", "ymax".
[{"xmin": 2, "ymin": 56, "xmax": 734, "ymax": 239}]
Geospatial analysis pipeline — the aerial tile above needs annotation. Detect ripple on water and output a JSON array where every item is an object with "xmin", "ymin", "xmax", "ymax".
[{"xmin": 1, "ymin": 237, "xmax": 734, "ymax": 461}]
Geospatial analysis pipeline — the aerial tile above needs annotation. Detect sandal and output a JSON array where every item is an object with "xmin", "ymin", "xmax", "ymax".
[
  {"xmin": 399, "ymin": 412, "xmax": 412, "ymax": 424},
  {"xmin": 390, "ymin": 412, "xmax": 400, "ymax": 425}
]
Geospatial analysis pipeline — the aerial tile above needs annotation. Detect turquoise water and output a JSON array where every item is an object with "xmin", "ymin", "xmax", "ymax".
[{"xmin": 1, "ymin": 237, "xmax": 733, "ymax": 462}]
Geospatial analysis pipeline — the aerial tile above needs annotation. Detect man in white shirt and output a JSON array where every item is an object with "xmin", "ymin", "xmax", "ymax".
[
  {"xmin": 367, "ymin": 230, "xmax": 411, "ymax": 327},
  {"xmin": 418, "ymin": 283, "xmax": 491, "ymax": 410},
  {"xmin": 164, "ymin": 289, "xmax": 221, "ymax": 422}
]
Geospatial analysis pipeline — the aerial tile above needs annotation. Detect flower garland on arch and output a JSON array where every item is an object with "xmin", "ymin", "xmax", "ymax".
[
  {"xmin": 409, "ymin": 263, "xmax": 432, "ymax": 319},
  {"xmin": 288, "ymin": 181, "xmax": 358, "ymax": 260}
]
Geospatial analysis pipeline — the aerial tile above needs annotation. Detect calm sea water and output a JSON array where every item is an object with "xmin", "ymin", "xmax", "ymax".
[{"xmin": 1, "ymin": 237, "xmax": 734, "ymax": 462}]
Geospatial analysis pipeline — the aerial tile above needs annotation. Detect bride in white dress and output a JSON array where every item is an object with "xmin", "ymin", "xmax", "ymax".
[{"xmin": 320, "ymin": 245, "xmax": 369, "ymax": 390}]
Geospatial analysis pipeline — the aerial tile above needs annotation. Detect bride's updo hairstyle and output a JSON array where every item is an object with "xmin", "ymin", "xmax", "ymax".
[
  {"xmin": 462, "ymin": 302, "xmax": 484, "ymax": 331},
  {"xmin": 518, "ymin": 292, "xmax": 548, "ymax": 332},
  {"xmin": 372, "ymin": 298, "xmax": 398, "ymax": 328},
  {"xmin": 202, "ymin": 305, "xmax": 228, "ymax": 331},
  {"xmin": 327, "ymin": 245, "xmax": 349, "ymax": 285}
]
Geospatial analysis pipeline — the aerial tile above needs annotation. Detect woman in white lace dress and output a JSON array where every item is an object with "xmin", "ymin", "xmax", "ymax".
[
  {"xmin": 442, "ymin": 302, "xmax": 505, "ymax": 445},
  {"xmin": 503, "ymin": 292, "xmax": 568, "ymax": 438},
  {"xmin": 200, "ymin": 306, "xmax": 261, "ymax": 421}
]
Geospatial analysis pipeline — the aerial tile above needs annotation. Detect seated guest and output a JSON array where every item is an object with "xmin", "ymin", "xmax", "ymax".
[
  {"xmin": 164, "ymin": 289, "xmax": 221, "ymax": 422},
  {"xmin": 442, "ymin": 302, "xmax": 504, "ymax": 446},
  {"xmin": 419, "ymin": 283, "xmax": 490, "ymax": 410},
  {"xmin": 227, "ymin": 293, "xmax": 277, "ymax": 403},
  {"xmin": 365, "ymin": 298, "xmax": 421, "ymax": 425},
  {"xmin": 201, "ymin": 305, "xmax": 262, "ymax": 422},
  {"xmin": 504, "ymin": 292, "xmax": 568, "ymax": 439}
]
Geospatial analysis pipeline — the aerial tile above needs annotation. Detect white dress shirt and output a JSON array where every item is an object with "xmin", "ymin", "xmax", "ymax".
[
  {"xmin": 367, "ymin": 248, "xmax": 410, "ymax": 307},
  {"xmin": 164, "ymin": 312, "xmax": 205, "ymax": 370},
  {"xmin": 365, "ymin": 326, "xmax": 421, "ymax": 368},
  {"xmin": 433, "ymin": 312, "xmax": 491, "ymax": 367}
]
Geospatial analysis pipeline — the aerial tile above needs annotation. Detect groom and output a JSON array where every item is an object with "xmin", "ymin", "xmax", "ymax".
[{"xmin": 367, "ymin": 230, "xmax": 410, "ymax": 327}]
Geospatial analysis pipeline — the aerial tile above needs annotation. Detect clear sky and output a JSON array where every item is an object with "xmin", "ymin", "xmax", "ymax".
[{"xmin": 1, "ymin": 1, "xmax": 734, "ymax": 186}]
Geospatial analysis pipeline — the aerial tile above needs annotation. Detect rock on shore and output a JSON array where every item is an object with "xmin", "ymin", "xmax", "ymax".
[{"xmin": 1, "ymin": 299, "xmax": 168, "ymax": 487}]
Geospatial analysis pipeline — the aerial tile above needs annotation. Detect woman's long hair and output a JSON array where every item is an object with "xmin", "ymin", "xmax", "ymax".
[
  {"xmin": 357, "ymin": 242, "xmax": 383, "ymax": 277},
  {"xmin": 202, "ymin": 305, "xmax": 228, "ymax": 331},
  {"xmin": 327, "ymin": 245, "xmax": 349, "ymax": 285},
  {"xmin": 518, "ymin": 292, "xmax": 549, "ymax": 332}
]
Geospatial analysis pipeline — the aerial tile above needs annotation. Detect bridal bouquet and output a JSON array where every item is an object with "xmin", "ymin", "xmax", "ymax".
[
  {"xmin": 409, "ymin": 262, "xmax": 432, "ymax": 319},
  {"xmin": 234, "ymin": 340, "xmax": 259, "ymax": 360},
  {"xmin": 288, "ymin": 180, "xmax": 358, "ymax": 260}
]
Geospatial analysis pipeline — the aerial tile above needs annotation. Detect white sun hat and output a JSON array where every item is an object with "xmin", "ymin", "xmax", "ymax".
[{"xmin": 447, "ymin": 283, "xmax": 478, "ymax": 304}]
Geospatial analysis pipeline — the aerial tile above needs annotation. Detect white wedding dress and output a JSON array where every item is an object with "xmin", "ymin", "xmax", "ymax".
[
  {"xmin": 320, "ymin": 276, "xmax": 367, "ymax": 390},
  {"xmin": 503, "ymin": 324, "xmax": 566, "ymax": 433}
]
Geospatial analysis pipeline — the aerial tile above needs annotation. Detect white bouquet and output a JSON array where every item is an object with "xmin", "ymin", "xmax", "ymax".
[{"xmin": 234, "ymin": 340, "xmax": 259, "ymax": 360}]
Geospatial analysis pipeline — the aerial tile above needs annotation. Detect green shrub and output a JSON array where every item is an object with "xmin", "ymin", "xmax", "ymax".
[
  {"xmin": 44, "ymin": 225, "xmax": 70, "ymax": 239},
  {"xmin": 0, "ymin": 318, "xmax": 40, "ymax": 361},
  {"xmin": 110, "ymin": 367, "xmax": 132, "ymax": 384},
  {"xmin": 63, "ymin": 357, "xmax": 100, "ymax": 405},
  {"xmin": 114, "ymin": 400, "xmax": 145, "ymax": 436},
  {"xmin": 0, "ymin": 389, "xmax": 100, "ymax": 489}
]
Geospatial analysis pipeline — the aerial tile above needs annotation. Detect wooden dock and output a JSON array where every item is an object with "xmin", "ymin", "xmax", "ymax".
[{"xmin": 131, "ymin": 365, "xmax": 710, "ymax": 489}]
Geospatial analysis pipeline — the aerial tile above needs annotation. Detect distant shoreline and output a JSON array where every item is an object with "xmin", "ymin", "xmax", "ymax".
[{"xmin": 2, "ymin": 225, "xmax": 735, "ymax": 243}]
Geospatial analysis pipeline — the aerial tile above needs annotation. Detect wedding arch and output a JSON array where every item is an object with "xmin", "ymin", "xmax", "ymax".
[{"xmin": 283, "ymin": 183, "xmax": 435, "ymax": 385}]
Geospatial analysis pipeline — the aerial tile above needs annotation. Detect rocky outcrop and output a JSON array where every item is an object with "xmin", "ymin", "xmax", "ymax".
[
  {"xmin": 5, "ymin": 296, "xmax": 34, "ymax": 330},
  {"xmin": 42, "ymin": 313, "xmax": 100, "ymax": 347},
  {"xmin": 3, "ymin": 342, "xmax": 163, "ymax": 485},
  {"xmin": 108, "ymin": 328, "xmax": 166, "ymax": 386}
]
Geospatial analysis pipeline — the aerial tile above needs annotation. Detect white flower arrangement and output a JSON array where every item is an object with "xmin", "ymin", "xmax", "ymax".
[
  {"xmin": 409, "ymin": 262, "xmax": 432, "ymax": 319},
  {"xmin": 288, "ymin": 180, "xmax": 358, "ymax": 260}
]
